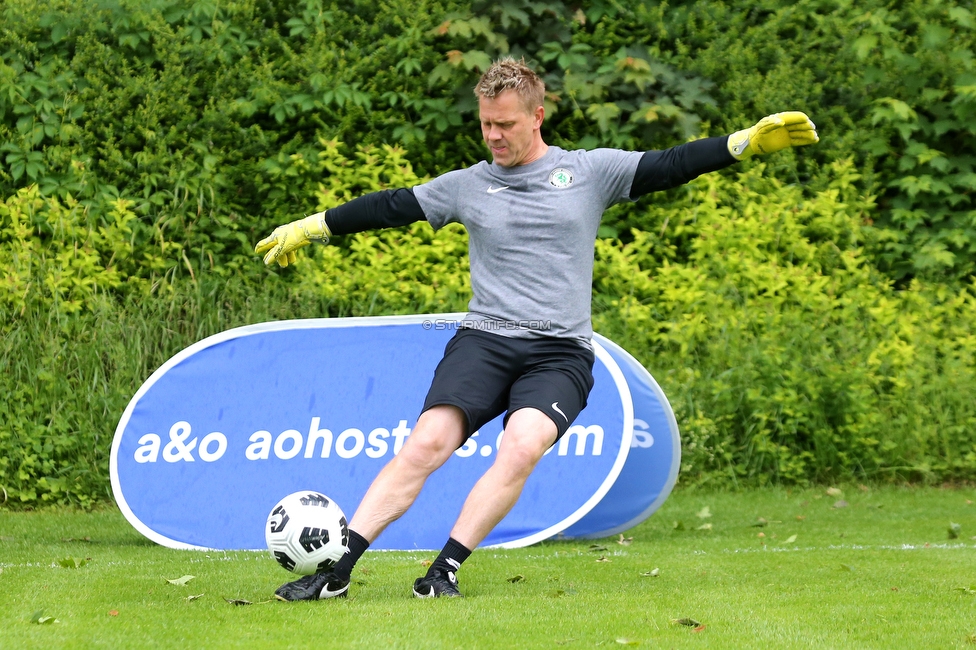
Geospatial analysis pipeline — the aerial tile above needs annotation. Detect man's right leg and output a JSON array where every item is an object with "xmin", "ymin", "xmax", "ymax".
[
  {"xmin": 275, "ymin": 405, "xmax": 466, "ymax": 601},
  {"xmin": 347, "ymin": 404, "xmax": 466, "ymax": 540}
]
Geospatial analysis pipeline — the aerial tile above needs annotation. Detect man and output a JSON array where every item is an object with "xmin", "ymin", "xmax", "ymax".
[{"xmin": 256, "ymin": 58, "xmax": 818, "ymax": 600}]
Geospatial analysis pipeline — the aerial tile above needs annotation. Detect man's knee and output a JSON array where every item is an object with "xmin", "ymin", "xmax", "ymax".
[
  {"xmin": 496, "ymin": 440, "xmax": 542, "ymax": 478},
  {"xmin": 395, "ymin": 405, "xmax": 466, "ymax": 472},
  {"xmin": 496, "ymin": 408, "xmax": 558, "ymax": 475}
]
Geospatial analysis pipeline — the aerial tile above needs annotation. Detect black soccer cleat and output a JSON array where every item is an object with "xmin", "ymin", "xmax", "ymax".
[
  {"xmin": 412, "ymin": 569, "xmax": 462, "ymax": 598},
  {"xmin": 274, "ymin": 571, "xmax": 349, "ymax": 601}
]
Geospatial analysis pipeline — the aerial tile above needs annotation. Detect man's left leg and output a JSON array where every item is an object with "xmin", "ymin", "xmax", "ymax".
[
  {"xmin": 412, "ymin": 407, "xmax": 557, "ymax": 598},
  {"xmin": 451, "ymin": 408, "xmax": 557, "ymax": 547}
]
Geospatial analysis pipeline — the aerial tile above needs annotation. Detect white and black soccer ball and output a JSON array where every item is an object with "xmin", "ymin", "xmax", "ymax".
[{"xmin": 265, "ymin": 490, "xmax": 349, "ymax": 575}]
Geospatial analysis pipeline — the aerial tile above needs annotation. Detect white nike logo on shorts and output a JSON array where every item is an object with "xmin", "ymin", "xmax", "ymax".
[
  {"xmin": 551, "ymin": 402, "xmax": 568, "ymax": 422},
  {"xmin": 487, "ymin": 185, "xmax": 509, "ymax": 194}
]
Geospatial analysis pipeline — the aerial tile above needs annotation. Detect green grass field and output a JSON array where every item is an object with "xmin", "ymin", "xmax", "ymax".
[{"xmin": 2, "ymin": 486, "xmax": 975, "ymax": 648}]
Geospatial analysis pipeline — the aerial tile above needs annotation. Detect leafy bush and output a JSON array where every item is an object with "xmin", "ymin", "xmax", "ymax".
[
  {"xmin": 0, "ymin": 186, "xmax": 151, "ymax": 321},
  {"xmin": 593, "ymin": 161, "xmax": 976, "ymax": 485},
  {"xmin": 635, "ymin": 0, "xmax": 976, "ymax": 281},
  {"xmin": 0, "ymin": 0, "xmax": 460, "ymax": 281},
  {"xmin": 3, "ymin": 0, "xmax": 975, "ymax": 281},
  {"xmin": 4, "ymin": 0, "xmax": 976, "ymax": 506},
  {"xmin": 296, "ymin": 139, "xmax": 471, "ymax": 314}
]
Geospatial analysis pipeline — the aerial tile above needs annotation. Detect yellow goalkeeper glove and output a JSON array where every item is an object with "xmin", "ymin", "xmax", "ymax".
[
  {"xmin": 254, "ymin": 212, "xmax": 331, "ymax": 267},
  {"xmin": 727, "ymin": 112, "xmax": 819, "ymax": 160}
]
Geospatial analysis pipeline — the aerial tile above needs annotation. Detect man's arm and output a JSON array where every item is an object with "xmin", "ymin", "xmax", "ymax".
[
  {"xmin": 630, "ymin": 137, "xmax": 734, "ymax": 198},
  {"xmin": 255, "ymin": 189, "xmax": 425, "ymax": 267},
  {"xmin": 630, "ymin": 111, "xmax": 819, "ymax": 199},
  {"xmin": 325, "ymin": 188, "xmax": 425, "ymax": 235}
]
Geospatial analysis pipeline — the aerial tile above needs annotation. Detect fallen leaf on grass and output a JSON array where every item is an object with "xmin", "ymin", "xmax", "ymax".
[
  {"xmin": 186, "ymin": 594, "xmax": 204, "ymax": 601},
  {"xmin": 826, "ymin": 487, "xmax": 843, "ymax": 497},
  {"xmin": 640, "ymin": 568, "xmax": 660, "ymax": 577},
  {"xmin": 588, "ymin": 544, "xmax": 608, "ymax": 552},
  {"xmin": 757, "ymin": 532, "xmax": 765, "ymax": 538},
  {"xmin": 596, "ymin": 556, "xmax": 611, "ymax": 563},
  {"xmin": 949, "ymin": 523, "xmax": 962, "ymax": 539},
  {"xmin": 954, "ymin": 585, "xmax": 976, "ymax": 595},
  {"xmin": 750, "ymin": 517, "xmax": 768, "ymax": 527},
  {"xmin": 166, "ymin": 575, "xmax": 195, "ymax": 586},
  {"xmin": 615, "ymin": 638, "xmax": 641, "ymax": 645},
  {"xmin": 224, "ymin": 598, "xmax": 252, "ymax": 606},
  {"xmin": 833, "ymin": 500, "xmax": 848, "ymax": 509},
  {"xmin": 891, "ymin": 587, "xmax": 899, "ymax": 591},
  {"xmin": 30, "ymin": 610, "xmax": 58, "ymax": 625},
  {"xmin": 693, "ymin": 625, "xmax": 706, "ymax": 633},
  {"xmin": 796, "ymin": 515, "xmax": 806, "ymax": 521},
  {"xmin": 617, "ymin": 534, "xmax": 633, "ymax": 546},
  {"xmin": 109, "ymin": 609, "xmax": 119, "ymax": 617},
  {"xmin": 784, "ymin": 534, "xmax": 798, "ymax": 544},
  {"xmin": 697, "ymin": 523, "xmax": 713, "ymax": 531},
  {"xmin": 858, "ymin": 484, "xmax": 869, "ymax": 492},
  {"xmin": 417, "ymin": 559, "xmax": 432, "ymax": 567},
  {"xmin": 696, "ymin": 506, "xmax": 712, "ymax": 519},
  {"xmin": 57, "ymin": 557, "xmax": 88, "ymax": 569},
  {"xmin": 672, "ymin": 617, "xmax": 701, "ymax": 627},
  {"xmin": 506, "ymin": 575, "xmax": 524, "ymax": 583}
]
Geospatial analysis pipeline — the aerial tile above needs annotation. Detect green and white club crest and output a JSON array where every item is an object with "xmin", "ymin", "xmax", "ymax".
[{"xmin": 548, "ymin": 168, "xmax": 574, "ymax": 188}]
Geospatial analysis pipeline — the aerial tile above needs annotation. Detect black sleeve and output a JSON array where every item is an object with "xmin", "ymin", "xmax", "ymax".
[
  {"xmin": 324, "ymin": 188, "xmax": 426, "ymax": 236},
  {"xmin": 629, "ymin": 136, "xmax": 737, "ymax": 199}
]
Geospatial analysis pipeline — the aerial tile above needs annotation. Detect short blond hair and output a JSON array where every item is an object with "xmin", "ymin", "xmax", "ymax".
[{"xmin": 474, "ymin": 57, "xmax": 545, "ymax": 113}]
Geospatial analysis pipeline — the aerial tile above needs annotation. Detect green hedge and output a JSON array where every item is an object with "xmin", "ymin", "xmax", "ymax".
[
  {"xmin": 2, "ymin": 0, "xmax": 975, "ymax": 282},
  {"xmin": 3, "ymin": 0, "xmax": 976, "ymax": 506}
]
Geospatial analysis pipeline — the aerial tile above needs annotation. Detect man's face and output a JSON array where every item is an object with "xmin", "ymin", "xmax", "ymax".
[{"xmin": 479, "ymin": 89, "xmax": 545, "ymax": 167}]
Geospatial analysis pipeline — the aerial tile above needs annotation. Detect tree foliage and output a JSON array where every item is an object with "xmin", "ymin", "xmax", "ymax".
[
  {"xmin": 646, "ymin": 0, "xmax": 976, "ymax": 282},
  {"xmin": 2, "ymin": 0, "xmax": 975, "ymax": 280}
]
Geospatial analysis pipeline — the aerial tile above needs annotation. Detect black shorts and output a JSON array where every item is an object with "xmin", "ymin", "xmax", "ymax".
[{"xmin": 422, "ymin": 328, "xmax": 596, "ymax": 440}]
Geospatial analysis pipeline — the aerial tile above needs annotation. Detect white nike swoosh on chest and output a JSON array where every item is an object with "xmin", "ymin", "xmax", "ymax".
[{"xmin": 486, "ymin": 185, "xmax": 510, "ymax": 194}]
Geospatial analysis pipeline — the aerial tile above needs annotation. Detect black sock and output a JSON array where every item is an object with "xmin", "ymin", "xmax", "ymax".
[
  {"xmin": 427, "ymin": 537, "xmax": 472, "ymax": 577},
  {"xmin": 332, "ymin": 529, "xmax": 369, "ymax": 581}
]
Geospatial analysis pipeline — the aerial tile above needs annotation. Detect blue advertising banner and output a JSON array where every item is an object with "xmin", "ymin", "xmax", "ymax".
[
  {"xmin": 561, "ymin": 336, "xmax": 681, "ymax": 538},
  {"xmin": 111, "ymin": 315, "xmax": 634, "ymax": 551}
]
